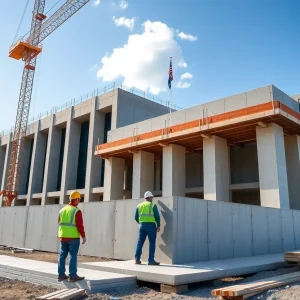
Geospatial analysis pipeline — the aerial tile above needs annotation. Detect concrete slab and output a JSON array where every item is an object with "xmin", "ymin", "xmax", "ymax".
[
  {"xmin": 81, "ymin": 254, "xmax": 285, "ymax": 286},
  {"xmin": 0, "ymin": 255, "xmax": 136, "ymax": 293}
]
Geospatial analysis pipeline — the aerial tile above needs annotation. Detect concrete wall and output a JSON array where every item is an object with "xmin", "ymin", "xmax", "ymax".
[{"xmin": 0, "ymin": 197, "xmax": 299, "ymax": 264}]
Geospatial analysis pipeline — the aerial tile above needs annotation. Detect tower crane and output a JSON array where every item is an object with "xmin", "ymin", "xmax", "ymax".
[{"xmin": 0, "ymin": 0, "xmax": 90, "ymax": 206}]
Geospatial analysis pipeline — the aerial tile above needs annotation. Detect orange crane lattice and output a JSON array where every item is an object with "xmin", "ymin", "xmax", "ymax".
[{"xmin": 1, "ymin": 0, "xmax": 90, "ymax": 206}]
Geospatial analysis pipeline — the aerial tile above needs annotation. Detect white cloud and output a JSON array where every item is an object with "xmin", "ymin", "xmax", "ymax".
[
  {"xmin": 120, "ymin": 0, "xmax": 128, "ymax": 9},
  {"xmin": 113, "ymin": 16, "xmax": 136, "ymax": 30},
  {"xmin": 177, "ymin": 31, "xmax": 197, "ymax": 41},
  {"xmin": 180, "ymin": 72, "xmax": 193, "ymax": 80},
  {"xmin": 178, "ymin": 61, "xmax": 187, "ymax": 68},
  {"xmin": 97, "ymin": 21, "xmax": 186, "ymax": 94},
  {"xmin": 177, "ymin": 81, "xmax": 191, "ymax": 89},
  {"xmin": 93, "ymin": 0, "xmax": 100, "ymax": 6}
]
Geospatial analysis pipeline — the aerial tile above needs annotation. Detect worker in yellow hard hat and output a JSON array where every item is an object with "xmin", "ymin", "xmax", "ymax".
[{"xmin": 57, "ymin": 191, "xmax": 86, "ymax": 282}]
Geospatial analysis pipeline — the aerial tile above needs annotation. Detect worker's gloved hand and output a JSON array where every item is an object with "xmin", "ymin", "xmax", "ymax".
[
  {"xmin": 82, "ymin": 237, "xmax": 87, "ymax": 244},
  {"xmin": 156, "ymin": 227, "xmax": 160, "ymax": 233}
]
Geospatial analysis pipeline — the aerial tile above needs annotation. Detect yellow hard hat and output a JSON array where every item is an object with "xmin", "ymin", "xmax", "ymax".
[{"xmin": 69, "ymin": 191, "xmax": 81, "ymax": 200}]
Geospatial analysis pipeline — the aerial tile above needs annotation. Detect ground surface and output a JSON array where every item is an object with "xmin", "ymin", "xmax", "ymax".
[
  {"xmin": 1, "ymin": 267, "xmax": 300, "ymax": 299},
  {"xmin": 0, "ymin": 248, "xmax": 113, "ymax": 263}
]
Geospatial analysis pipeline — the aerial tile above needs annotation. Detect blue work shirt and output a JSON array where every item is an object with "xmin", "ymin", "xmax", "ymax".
[{"xmin": 135, "ymin": 201, "xmax": 161, "ymax": 227}]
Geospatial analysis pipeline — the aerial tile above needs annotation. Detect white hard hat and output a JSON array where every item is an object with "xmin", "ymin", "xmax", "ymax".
[{"xmin": 144, "ymin": 191, "xmax": 153, "ymax": 199}]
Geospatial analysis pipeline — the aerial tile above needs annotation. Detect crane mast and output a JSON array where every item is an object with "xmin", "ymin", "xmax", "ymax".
[{"xmin": 1, "ymin": 0, "xmax": 90, "ymax": 206}]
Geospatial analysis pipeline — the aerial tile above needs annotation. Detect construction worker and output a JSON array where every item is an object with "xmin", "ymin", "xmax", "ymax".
[
  {"xmin": 134, "ymin": 191, "xmax": 161, "ymax": 265},
  {"xmin": 57, "ymin": 191, "xmax": 86, "ymax": 282}
]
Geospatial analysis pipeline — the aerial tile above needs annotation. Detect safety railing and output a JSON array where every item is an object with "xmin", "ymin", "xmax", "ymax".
[{"xmin": 0, "ymin": 82, "xmax": 183, "ymax": 137}]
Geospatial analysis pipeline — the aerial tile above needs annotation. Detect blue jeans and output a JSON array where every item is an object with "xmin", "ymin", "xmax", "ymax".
[
  {"xmin": 58, "ymin": 239, "xmax": 80, "ymax": 278},
  {"xmin": 135, "ymin": 223, "xmax": 157, "ymax": 262}
]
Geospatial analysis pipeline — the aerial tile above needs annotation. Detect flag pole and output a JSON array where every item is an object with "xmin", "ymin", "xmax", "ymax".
[{"xmin": 169, "ymin": 56, "xmax": 173, "ymax": 115}]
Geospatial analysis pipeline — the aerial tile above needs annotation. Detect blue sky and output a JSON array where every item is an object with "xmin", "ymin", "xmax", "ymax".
[{"xmin": 0, "ymin": 0, "xmax": 299, "ymax": 131}]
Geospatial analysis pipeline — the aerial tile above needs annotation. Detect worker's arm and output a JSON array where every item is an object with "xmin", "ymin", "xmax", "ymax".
[
  {"xmin": 75, "ymin": 211, "xmax": 86, "ymax": 243},
  {"xmin": 153, "ymin": 204, "xmax": 161, "ymax": 229},
  {"xmin": 58, "ymin": 215, "xmax": 60, "ymax": 223},
  {"xmin": 135, "ymin": 207, "xmax": 139, "ymax": 224}
]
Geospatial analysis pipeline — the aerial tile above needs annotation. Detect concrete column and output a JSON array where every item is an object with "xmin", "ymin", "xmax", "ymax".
[
  {"xmin": 162, "ymin": 144, "xmax": 185, "ymax": 197},
  {"xmin": 0, "ymin": 146, "xmax": 6, "ymax": 189},
  {"xmin": 60, "ymin": 108, "xmax": 81, "ymax": 204},
  {"xmin": 132, "ymin": 151, "xmax": 154, "ymax": 199},
  {"xmin": 285, "ymin": 135, "xmax": 300, "ymax": 209},
  {"xmin": 26, "ymin": 122, "xmax": 48, "ymax": 205},
  {"xmin": 84, "ymin": 98, "xmax": 105, "ymax": 202},
  {"xmin": 0, "ymin": 134, "xmax": 12, "ymax": 207},
  {"xmin": 203, "ymin": 136, "xmax": 230, "ymax": 201},
  {"xmin": 103, "ymin": 156, "xmax": 125, "ymax": 201},
  {"xmin": 19, "ymin": 138, "xmax": 33, "ymax": 196},
  {"xmin": 42, "ymin": 115, "xmax": 62, "ymax": 204},
  {"xmin": 256, "ymin": 123, "xmax": 289, "ymax": 208}
]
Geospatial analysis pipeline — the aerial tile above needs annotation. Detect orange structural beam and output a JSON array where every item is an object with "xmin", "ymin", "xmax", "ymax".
[
  {"xmin": 9, "ymin": 41, "xmax": 42, "ymax": 60},
  {"xmin": 95, "ymin": 101, "xmax": 281, "ymax": 153}
]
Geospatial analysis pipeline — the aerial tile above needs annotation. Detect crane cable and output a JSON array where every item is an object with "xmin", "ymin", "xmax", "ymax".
[{"xmin": 12, "ymin": 0, "xmax": 30, "ymax": 46}]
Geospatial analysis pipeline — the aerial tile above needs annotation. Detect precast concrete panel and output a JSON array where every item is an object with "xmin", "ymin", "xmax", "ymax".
[
  {"xmin": 185, "ymin": 105, "xmax": 204, "ymax": 123},
  {"xmin": 108, "ymin": 127, "xmax": 124, "ymax": 142},
  {"xmin": 79, "ymin": 202, "xmax": 115, "ymax": 258},
  {"xmin": 151, "ymin": 115, "xmax": 169, "ymax": 132},
  {"xmin": 136, "ymin": 120, "xmax": 152, "ymax": 135},
  {"xmin": 155, "ymin": 197, "xmax": 174, "ymax": 264},
  {"xmin": 39, "ymin": 115, "xmax": 51, "ymax": 131},
  {"xmin": 251, "ymin": 206, "xmax": 268, "ymax": 255},
  {"xmin": 292, "ymin": 210, "xmax": 300, "ymax": 249},
  {"xmin": 272, "ymin": 86, "xmax": 299, "ymax": 112},
  {"xmin": 114, "ymin": 199, "xmax": 140, "ymax": 260},
  {"xmin": 246, "ymin": 86, "xmax": 271, "ymax": 107},
  {"xmin": 281, "ymin": 209, "xmax": 295, "ymax": 252},
  {"xmin": 267, "ymin": 208, "xmax": 283, "ymax": 254},
  {"xmin": 55, "ymin": 110, "xmax": 69, "ymax": 126},
  {"xmin": 175, "ymin": 198, "xmax": 208, "ymax": 263},
  {"xmin": 203, "ymin": 99, "xmax": 225, "ymax": 117},
  {"xmin": 40, "ymin": 205, "xmax": 61, "ymax": 253},
  {"xmin": 0, "ymin": 208, "xmax": 5, "ymax": 244},
  {"xmin": 25, "ymin": 206, "xmax": 45, "ymax": 250},
  {"xmin": 208, "ymin": 201, "xmax": 233, "ymax": 260},
  {"xmin": 1, "ymin": 208, "xmax": 16, "ymax": 247},
  {"xmin": 225, "ymin": 93, "xmax": 247, "ymax": 112},
  {"xmin": 168, "ymin": 110, "xmax": 186, "ymax": 127},
  {"xmin": 12, "ymin": 207, "xmax": 28, "ymax": 248},
  {"xmin": 232, "ymin": 204, "xmax": 252, "ymax": 258}
]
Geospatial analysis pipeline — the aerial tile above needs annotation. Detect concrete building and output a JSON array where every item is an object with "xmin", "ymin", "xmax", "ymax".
[
  {"xmin": 0, "ymin": 87, "xmax": 170, "ymax": 206},
  {"xmin": 96, "ymin": 84, "xmax": 300, "ymax": 210},
  {"xmin": 2, "ymin": 84, "xmax": 300, "ymax": 265}
]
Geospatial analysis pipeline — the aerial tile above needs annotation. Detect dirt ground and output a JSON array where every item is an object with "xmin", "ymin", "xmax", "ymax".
[
  {"xmin": 0, "ymin": 247, "xmax": 113, "ymax": 263},
  {"xmin": 0, "ymin": 277, "xmax": 56, "ymax": 300}
]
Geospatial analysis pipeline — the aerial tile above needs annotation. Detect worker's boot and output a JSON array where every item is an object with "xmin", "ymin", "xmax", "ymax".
[
  {"xmin": 58, "ymin": 274, "xmax": 69, "ymax": 281},
  {"xmin": 69, "ymin": 275, "xmax": 85, "ymax": 282},
  {"xmin": 148, "ymin": 260, "xmax": 160, "ymax": 266},
  {"xmin": 135, "ymin": 259, "xmax": 142, "ymax": 265}
]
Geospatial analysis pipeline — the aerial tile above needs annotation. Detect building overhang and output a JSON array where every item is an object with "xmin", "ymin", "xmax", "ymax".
[{"xmin": 95, "ymin": 100, "xmax": 300, "ymax": 159}]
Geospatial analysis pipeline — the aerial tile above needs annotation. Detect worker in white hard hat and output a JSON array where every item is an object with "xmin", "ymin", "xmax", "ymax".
[{"xmin": 134, "ymin": 191, "xmax": 161, "ymax": 265}]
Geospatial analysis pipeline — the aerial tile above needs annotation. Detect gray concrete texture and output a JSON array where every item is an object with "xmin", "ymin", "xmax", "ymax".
[
  {"xmin": 107, "ymin": 85, "xmax": 299, "ymax": 142},
  {"xmin": 0, "ymin": 197, "xmax": 299, "ymax": 264}
]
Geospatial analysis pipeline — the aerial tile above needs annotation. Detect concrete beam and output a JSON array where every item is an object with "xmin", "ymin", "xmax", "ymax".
[
  {"xmin": 132, "ymin": 151, "xmax": 154, "ymax": 199},
  {"xmin": 84, "ymin": 98, "xmax": 105, "ymax": 202},
  {"xmin": 162, "ymin": 144, "xmax": 186, "ymax": 197},
  {"xmin": 256, "ymin": 123, "xmax": 289, "ymax": 208},
  {"xmin": 103, "ymin": 156, "xmax": 125, "ymax": 201},
  {"xmin": 203, "ymin": 136, "xmax": 229, "ymax": 201}
]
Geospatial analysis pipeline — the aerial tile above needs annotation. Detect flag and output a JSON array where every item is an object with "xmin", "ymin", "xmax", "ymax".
[{"xmin": 168, "ymin": 58, "xmax": 173, "ymax": 89}]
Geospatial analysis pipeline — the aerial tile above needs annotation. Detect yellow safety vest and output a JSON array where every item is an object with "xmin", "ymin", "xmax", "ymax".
[
  {"xmin": 58, "ymin": 205, "xmax": 80, "ymax": 238},
  {"xmin": 138, "ymin": 201, "xmax": 156, "ymax": 224}
]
